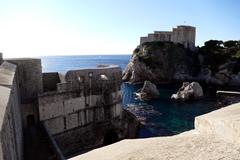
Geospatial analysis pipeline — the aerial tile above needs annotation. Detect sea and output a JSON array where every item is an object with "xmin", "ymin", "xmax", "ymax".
[{"xmin": 41, "ymin": 55, "xmax": 218, "ymax": 138}]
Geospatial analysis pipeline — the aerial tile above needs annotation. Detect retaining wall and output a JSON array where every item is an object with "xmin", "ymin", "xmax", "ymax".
[{"xmin": 0, "ymin": 62, "xmax": 23, "ymax": 160}]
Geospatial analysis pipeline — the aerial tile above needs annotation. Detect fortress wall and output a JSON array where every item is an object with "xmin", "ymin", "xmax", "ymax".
[
  {"xmin": 6, "ymin": 59, "xmax": 43, "ymax": 128},
  {"xmin": 147, "ymin": 34, "xmax": 155, "ymax": 42},
  {"xmin": 140, "ymin": 25, "xmax": 196, "ymax": 50},
  {"xmin": 38, "ymin": 65, "xmax": 139, "ymax": 156},
  {"xmin": 39, "ymin": 90, "xmax": 122, "ymax": 135},
  {"xmin": 65, "ymin": 65, "xmax": 122, "ymax": 93},
  {"xmin": 6, "ymin": 59, "xmax": 43, "ymax": 102},
  {"xmin": 140, "ymin": 37, "xmax": 148, "ymax": 45},
  {"xmin": 53, "ymin": 107, "xmax": 138, "ymax": 157},
  {"xmin": 0, "ymin": 62, "xmax": 23, "ymax": 160},
  {"xmin": 153, "ymin": 31, "xmax": 172, "ymax": 41},
  {"xmin": 42, "ymin": 72, "xmax": 60, "ymax": 92},
  {"xmin": 172, "ymin": 26, "xmax": 196, "ymax": 50},
  {"xmin": 53, "ymin": 107, "xmax": 124, "ymax": 156}
]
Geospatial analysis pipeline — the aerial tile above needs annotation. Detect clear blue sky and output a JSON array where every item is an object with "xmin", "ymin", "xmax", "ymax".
[{"xmin": 0, "ymin": 0, "xmax": 239, "ymax": 57}]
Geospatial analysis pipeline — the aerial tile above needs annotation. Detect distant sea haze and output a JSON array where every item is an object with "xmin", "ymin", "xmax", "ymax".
[{"xmin": 40, "ymin": 55, "xmax": 131, "ymax": 73}]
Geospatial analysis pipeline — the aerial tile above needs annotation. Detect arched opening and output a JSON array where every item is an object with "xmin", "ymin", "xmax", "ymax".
[
  {"xmin": 27, "ymin": 114, "xmax": 35, "ymax": 127},
  {"xmin": 103, "ymin": 130, "xmax": 119, "ymax": 145}
]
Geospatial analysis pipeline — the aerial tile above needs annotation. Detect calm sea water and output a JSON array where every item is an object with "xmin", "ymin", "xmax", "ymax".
[
  {"xmin": 41, "ymin": 55, "xmax": 218, "ymax": 138},
  {"xmin": 41, "ymin": 55, "xmax": 131, "ymax": 73}
]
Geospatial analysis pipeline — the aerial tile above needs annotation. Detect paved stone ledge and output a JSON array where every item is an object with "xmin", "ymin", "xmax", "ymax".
[
  {"xmin": 69, "ymin": 102, "xmax": 240, "ymax": 160},
  {"xmin": 195, "ymin": 102, "xmax": 240, "ymax": 143}
]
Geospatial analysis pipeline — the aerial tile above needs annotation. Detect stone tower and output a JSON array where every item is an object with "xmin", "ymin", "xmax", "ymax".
[
  {"xmin": 172, "ymin": 25, "xmax": 196, "ymax": 51},
  {"xmin": 140, "ymin": 25, "xmax": 196, "ymax": 51}
]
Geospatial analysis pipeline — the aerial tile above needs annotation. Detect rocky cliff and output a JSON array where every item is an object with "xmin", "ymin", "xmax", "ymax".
[{"xmin": 123, "ymin": 41, "xmax": 240, "ymax": 87}]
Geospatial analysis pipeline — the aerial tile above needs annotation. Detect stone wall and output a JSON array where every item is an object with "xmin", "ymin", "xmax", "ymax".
[
  {"xmin": 0, "ymin": 62, "xmax": 23, "ymax": 160},
  {"xmin": 64, "ymin": 65, "xmax": 122, "ymax": 93},
  {"xmin": 6, "ymin": 58, "xmax": 43, "ymax": 102},
  {"xmin": 172, "ymin": 25, "xmax": 196, "ymax": 50},
  {"xmin": 39, "ymin": 91, "xmax": 122, "ymax": 135},
  {"xmin": 140, "ymin": 25, "xmax": 196, "ymax": 50},
  {"xmin": 0, "ymin": 53, "xmax": 3, "ymax": 65},
  {"xmin": 38, "ymin": 65, "xmax": 139, "ymax": 156},
  {"xmin": 6, "ymin": 58, "xmax": 43, "ymax": 128},
  {"xmin": 42, "ymin": 72, "xmax": 60, "ymax": 92}
]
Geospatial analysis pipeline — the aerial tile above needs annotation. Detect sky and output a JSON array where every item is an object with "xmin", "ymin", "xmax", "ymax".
[{"xmin": 0, "ymin": 0, "xmax": 239, "ymax": 58}]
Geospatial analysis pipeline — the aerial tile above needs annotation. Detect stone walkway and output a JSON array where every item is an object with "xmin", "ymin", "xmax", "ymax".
[{"xmin": 70, "ymin": 103, "xmax": 240, "ymax": 160}]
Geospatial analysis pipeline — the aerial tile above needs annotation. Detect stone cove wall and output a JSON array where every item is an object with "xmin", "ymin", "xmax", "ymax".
[
  {"xmin": 0, "ymin": 62, "xmax": 23, "ymax": 160},
  {"xmin": 69, "ymin": 102, "xmax": 240, "ymax": 160},
  {"xmin": 38, "ymin": 65, "xmax": 139, "ymax": 157}
]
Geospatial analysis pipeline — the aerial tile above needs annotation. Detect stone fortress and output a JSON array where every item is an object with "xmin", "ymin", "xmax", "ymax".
[
  {"xmin": 0, "ymin": 53, "xmax": 138, "ymax": 160},
  {"xmin": 140, "ymin": 25, "xmax": 196, "ymax": 50},
  {"xmin": 0, "ymin": 23, "xmax": 240, "ymax": 160}
]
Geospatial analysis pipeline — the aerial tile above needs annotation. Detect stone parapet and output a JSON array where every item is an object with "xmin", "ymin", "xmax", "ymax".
[
  {"xmin": 0, "ymin": 61, "xmax": 23, "ymax": 160},
  {"xmin": 195, "ymin": 102, "xmax": 240, "ymax": 143}
]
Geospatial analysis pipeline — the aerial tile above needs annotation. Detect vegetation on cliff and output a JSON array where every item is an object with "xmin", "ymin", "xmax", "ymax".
[{"xmin": 199, "ymin": 40, "xmax": 240, "ymax": 74}]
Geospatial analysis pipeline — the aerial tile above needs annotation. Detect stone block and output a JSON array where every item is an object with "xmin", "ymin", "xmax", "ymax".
[
  {"xmin": 64, "ymin": 97, "xmax": 85, "ymax": 114},
  {"xmin": 44, "ymin": 117, "xmax": 64, "ymax": 135},
  {"xmin": 66, "ymin": 113, "xmax": 78, "ymax": 130},
  {"xmin": 39, "ymin": 95, "xmax": 64, "ymax": 120},
  {"xmin": 86, "ymin": 109, "xmax": 93, "ymax": 124},
  {"xmin": 78, "ymin": 111, "xmax": 86, "ymax": 126}
]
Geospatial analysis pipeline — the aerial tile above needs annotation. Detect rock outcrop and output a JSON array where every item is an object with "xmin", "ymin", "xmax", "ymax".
[
  {"xmin": 122, "ymin": 42, "xmax": 196, "ymax": 84},
  {"xmin": 171, "ymin": 82, "xmax": 204, "ymax": 101},
  {"xmin": 123, "ymin": 41, "xmax": 240, "ymax": 87},
  {"xmin": 136, "ymin": 80, "xmax": 160, "ymax": 100}
]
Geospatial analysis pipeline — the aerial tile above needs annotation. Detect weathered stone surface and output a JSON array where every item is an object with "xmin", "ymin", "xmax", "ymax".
[
  {"xmin": 0, "ymin": 62, "xmax": 23, "ymax": 160},
  {"xmin": 0, "ymin": 61, "xmax": 16, "ymax": 87},
  {"xmin": 6, "ymin": 58, "xmax": 43, "ymax": 102},
  {"xmin": 195, "ymin": 102, "xmax": 240, "ymax": 143},
  {"xmin": 171, "ymin": 82, "xmax": 203, "ymax": 100},
  {"xmin": 69, "ymin": 103, "xmax": 240, "ymax": 160},
  {"xmin": 37, "ymin": 65, "xmax": 139, "ymax": 155},
  {"xmin": 69, "ymin": 130, "xmax": 240, "ymax": 160},
  {"xmin": 136, "ymin": 80, "xmax": 160, "ymax": 100}
]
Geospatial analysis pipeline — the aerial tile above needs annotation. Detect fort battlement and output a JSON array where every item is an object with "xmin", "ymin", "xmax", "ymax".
[
  {"xmin": 38, "ymin": 64, "xmax": 138, "ymax": 156},
  {"xmin": 0, "ymin": 54, "xmax": 138, "ymax": 159},
  {"xmin": 140, "ymin": 25, "xmax": 196, "ymax": 50}
]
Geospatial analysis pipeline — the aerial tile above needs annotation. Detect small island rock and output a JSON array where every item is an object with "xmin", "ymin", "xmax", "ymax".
[
  {"xmin": 136, "ymin": 80, "xmax": 160, "ymax": 100},
  {"xmin": 171, "ymin": 82, "xmax": 204, "ymax": 101}
]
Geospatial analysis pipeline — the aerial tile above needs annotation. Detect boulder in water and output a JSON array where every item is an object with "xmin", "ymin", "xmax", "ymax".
[
  {"xmin": 171, "ymin": 82, "xmax": 204, "ymax": 101},
  {"xmin": 136, "ymin": 80, "xmax": 160, "ymax": 100}
]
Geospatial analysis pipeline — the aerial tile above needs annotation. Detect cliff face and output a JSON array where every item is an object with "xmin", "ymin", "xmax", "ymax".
[
  {"xmin": 123, "ymin": 42, "xmax": 199, "ymax": 84},
  {"xmin": 123, "ymin": 41, "xmax": 240, "ymax": 87}
]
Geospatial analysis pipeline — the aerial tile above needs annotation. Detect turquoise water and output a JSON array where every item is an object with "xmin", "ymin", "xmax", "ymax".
[
  {"xmin": 122, "ymin": 83, "xmax": 218, "ymax": 138},
  {"xmin": 41, "ymin": 55, "xmax": 218, "ymax": 138}
]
